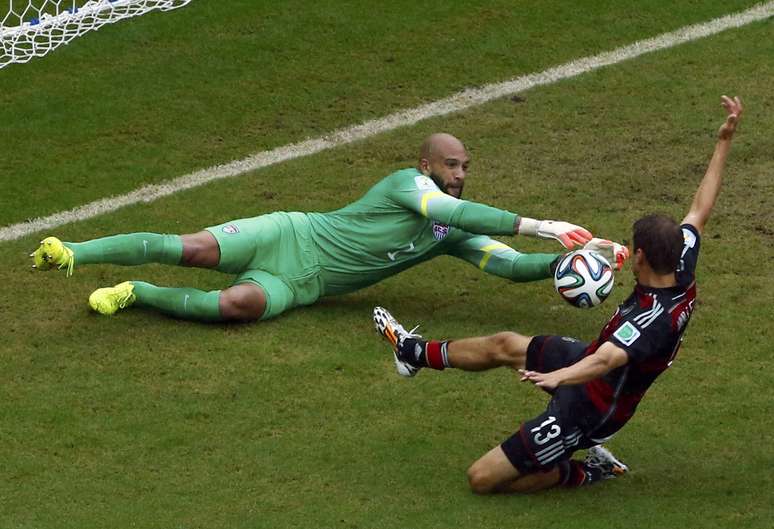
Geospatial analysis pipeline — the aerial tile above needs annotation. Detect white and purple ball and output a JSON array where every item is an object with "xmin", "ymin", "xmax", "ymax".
[{"xmin": 554, "ymin": 250, "xmax": 614, "ymax": 308}]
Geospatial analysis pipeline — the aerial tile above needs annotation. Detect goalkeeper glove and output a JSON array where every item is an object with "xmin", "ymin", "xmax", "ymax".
[
  {"xmin": 518, "ymin": 218, "xmax": 593, "ymax": 249},
  {"xmin": 583, "ymin": 238, "xmax": 630, "ymax": 271}
]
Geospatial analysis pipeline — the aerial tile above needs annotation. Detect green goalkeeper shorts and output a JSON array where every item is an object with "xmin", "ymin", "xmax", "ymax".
[{"xmin": 206, "ymin": 211, "xmax": 323, "ymax": 320}]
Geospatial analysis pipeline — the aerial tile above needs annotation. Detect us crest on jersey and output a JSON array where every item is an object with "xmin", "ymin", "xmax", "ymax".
[
  {"xmin": 222, "ymin": 224, "xmax": 240, "ymax": 234},
  {"xmin": 432, "ymin": 222, "xmax": 449, "ymax": 240}
]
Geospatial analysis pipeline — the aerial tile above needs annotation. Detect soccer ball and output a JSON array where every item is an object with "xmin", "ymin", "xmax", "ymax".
[{"xmin": 554, "ymin": 250, "xmax": 614, "ymax": 308}]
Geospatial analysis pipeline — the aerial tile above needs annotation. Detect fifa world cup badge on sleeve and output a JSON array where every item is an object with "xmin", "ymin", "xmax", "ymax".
[
  {"xmin": 613, "ymin": 322, "xmax": 641, "ymax": 346},
  {"xmin": 432, "ymin": 222, "xmax": 449, "ymax": 241}
]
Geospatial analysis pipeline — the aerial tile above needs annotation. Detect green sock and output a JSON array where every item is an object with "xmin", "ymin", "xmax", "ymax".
[
  {"xmin": 65, "ymin": 233, "xmax": 183, "ymax": 267},
  {"xmin": 131, "ymin": 281, "xmax": 223, "ymax": 322}
]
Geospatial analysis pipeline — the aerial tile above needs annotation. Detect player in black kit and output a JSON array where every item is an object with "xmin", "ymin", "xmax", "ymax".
[{"xmin": 372, "ymin": 96, "xmax": 743, "ymax": 493}]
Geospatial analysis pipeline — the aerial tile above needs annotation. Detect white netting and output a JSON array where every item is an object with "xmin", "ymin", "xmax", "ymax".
[{"xmin": 1, "ymin": 0, "xmax": 193, "ymax": 69}]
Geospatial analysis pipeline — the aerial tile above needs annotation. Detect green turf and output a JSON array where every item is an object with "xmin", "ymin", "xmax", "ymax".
[
  {"xmin": 0, "ymin": 0, "xmax": 765, "ymax": 226},
  {"xmin": 1, "ymin": 2, "xmax": 774, "ymax": 529}
]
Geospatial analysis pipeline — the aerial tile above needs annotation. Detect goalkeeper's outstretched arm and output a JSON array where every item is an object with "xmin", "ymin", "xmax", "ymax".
[
  {"xmin": 390, "ymin": 180, "xmax": 593, "ymax": 250},
  {"xmin": 447, "ymin": 234, "xmax": 560, "ymax": 282},
  {"xmin": 682, "ymin": 96, "xmax": 743, "ymax": 235}
]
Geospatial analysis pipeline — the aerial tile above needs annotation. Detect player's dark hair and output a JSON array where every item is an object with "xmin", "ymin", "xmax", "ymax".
[{"xmin": 632, "ymin": 214, "xmax": 682, "ymax": 274}]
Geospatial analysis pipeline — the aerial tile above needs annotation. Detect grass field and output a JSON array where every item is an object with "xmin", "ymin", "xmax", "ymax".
[{"xmin": 2, "ymin": 2, "xmax": 773, "ymax": 528}]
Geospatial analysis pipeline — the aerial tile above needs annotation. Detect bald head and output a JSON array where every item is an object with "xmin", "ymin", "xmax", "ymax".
[
  {"xmin": 419, "ymin": 133, "xmax": 466, "ymax": 161},
  {"xmin": 417, "ymin": 133, "xmax": 469, "ymax": 199}
]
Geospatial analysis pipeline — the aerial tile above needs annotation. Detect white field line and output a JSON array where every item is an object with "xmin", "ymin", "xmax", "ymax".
[{"xmin": 2, "ymin": 2, "xmax": 773, "ymax": 243}]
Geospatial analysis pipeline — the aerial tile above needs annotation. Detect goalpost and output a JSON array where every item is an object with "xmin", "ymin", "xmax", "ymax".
[{"xmin": 1, "ymin": 0, "xmax": 193, "ymax": 69}]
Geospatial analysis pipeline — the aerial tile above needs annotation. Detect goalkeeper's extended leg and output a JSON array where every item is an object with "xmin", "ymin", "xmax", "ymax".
[
  {"xmin": 30, "ymin": 230, "xmax": 220, "ymax": 276},
  {"xmin": 31, "ymin": 233, "xmax": 185, "ymax": 276},
  {"xmin": 89, "ymin": 281, "xmax": 267, "ymax": 322}
]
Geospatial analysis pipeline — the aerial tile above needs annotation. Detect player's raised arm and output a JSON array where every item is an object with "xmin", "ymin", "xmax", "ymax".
[{"xmin": 682, "ymin": 96, "xmax": 743, "ymax": 235}]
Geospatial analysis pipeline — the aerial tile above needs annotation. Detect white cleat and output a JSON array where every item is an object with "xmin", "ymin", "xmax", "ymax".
[
  {"xmin": 373, "ymin": 306, "xmax": 422, "ymax": 378},
  {"xmin": 585, "ymin": 445, "xmax": 630, "ymax": 479}
]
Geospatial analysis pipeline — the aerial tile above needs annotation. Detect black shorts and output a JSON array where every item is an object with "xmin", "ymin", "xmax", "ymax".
[
  {"xmin": 500, "ymin": 335, "xmax": 598, "ymax": 474},
  {"xmin": 525, "ymin": 335, "xmax": 587, "ymax": 375}
]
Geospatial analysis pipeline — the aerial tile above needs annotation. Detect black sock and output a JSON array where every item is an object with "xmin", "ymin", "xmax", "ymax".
[
  {"xmin": 398, "ymin": 338, "xmax": 451, "ymax": 370},
  {"xmin": 398, "ymin": 337, "xmax": 429, "ymax": 367}
]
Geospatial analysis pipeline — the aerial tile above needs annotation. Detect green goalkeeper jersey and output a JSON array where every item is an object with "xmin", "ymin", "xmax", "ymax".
[{"xmin": 307, "ymin": 168, "xmax": 558, "ymax": 295}]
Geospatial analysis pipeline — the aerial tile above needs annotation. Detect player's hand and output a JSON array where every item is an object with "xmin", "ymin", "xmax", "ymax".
[
  {"xmin": 518, "ymin": 369, "xmax": 561, "ymax": 391},
  {"xmin": 582, "ymin": 238, "xmax": 630, "ymax": 271},
  {"xmin": 537, "ymin": 220, "xmax": 592, "ymax": 249},
  {"xmin": 718, "ymin": 95, "xmax": 743, "ymax": 140}
]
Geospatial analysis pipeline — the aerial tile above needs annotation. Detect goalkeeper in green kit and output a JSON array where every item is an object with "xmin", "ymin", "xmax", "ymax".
[{"xmin": 31, "ymin": 133, "xmax": 627, "ymax": 322}]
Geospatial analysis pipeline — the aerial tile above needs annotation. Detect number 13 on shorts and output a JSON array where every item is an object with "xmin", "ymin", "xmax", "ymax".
[{"xmin": 531, "ymin": 415, "xmax": 561, "ymax": 445}]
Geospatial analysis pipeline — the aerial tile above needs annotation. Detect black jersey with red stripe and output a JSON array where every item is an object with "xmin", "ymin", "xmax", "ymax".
[{"xmin": 583, "ymin": 224, "xmax": 700, "ymax": 438}]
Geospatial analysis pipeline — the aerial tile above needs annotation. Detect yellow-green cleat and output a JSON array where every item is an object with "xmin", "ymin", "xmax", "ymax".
[
  {"xmin": 89, "ymin": 281, "xmax": 136, "ymax": 315},
  {"xmin": 30, "ymin": 236, "xmax": 75, "ymax": 276}
]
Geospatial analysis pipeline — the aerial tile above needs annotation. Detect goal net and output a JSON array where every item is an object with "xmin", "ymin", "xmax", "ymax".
[{"xmin": 1, "ymin": 0, "xmax": 193, "ymax": 69}]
